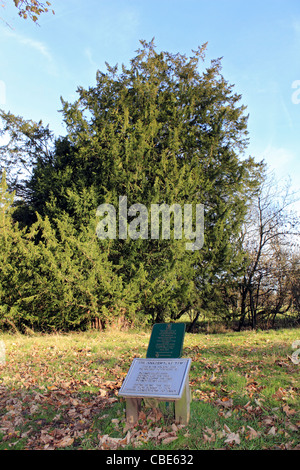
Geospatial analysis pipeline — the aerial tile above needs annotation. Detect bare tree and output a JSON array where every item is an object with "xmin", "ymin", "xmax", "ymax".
[{"xmin": 238, "ymin": 172, "xmax": 300, "ymax": 329}]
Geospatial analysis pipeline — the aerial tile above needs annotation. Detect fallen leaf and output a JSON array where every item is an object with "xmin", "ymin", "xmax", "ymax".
[
  {"xmin": 148, "ymin": 427, "xmax": 162, "ymax": 439},
  {"xmin": 162, "ymin": 436, "xmax": 178, "ymax": 445},
  {"xmin": 171, "ymin": 423, "xmax": 178, "ymax": 432},
  {"xmin": 268, "ymin": 426, "xmax": 277, "ymax": 436},
  {"xmin": 224, "ymin": 432, "xmax": 240, "ymax": 445},
  {"xmin": 209, "ymin": 372, "xmax": 217, "ymax": 382},
  {"xmin": 147, "ymin": 407, "xmax": 163, "ymax": 423},
  {"xmin": 283, "ymin": 405, "xmax": 296, "ymax": 416},
  {"xmin": 40, "ymin": 431, "xmax": 52, "ymax": 445},
  {"xmin": 223, "ymin": 424, "xmax": 231, "ymax": 433},
  {"xmin": 203, "ymin": 427, "xmax": 215, "ymax": 443},
  {"xmin": 272, "ymin": 387, "xmax": 286, "ymax": 400},
  {"xmin": 216, "ymin": 398, "xmax": 233, "ymax": 408},
  {"xmin": 119, "ymin": 431, "xmax": 131, "ymax": 446},
  {"xmin": 204, "ymin": 426, "xmax": 215, "ymax": 435},
  {"xmin": 56, "ymin": 436, "xmax": 74, "ymax": 448},
  {"xmin": 158, "ymin": 431, "xmax": 176, "ymax": 440},
  {"xmin": 286, "ymin": 422, "xmax": 298, "ymax": 432},
  {"xmin": 262, "ymin": 418, "xmax": 273, "ymax": 426},
  {"xmin": 247, "ymin": 426, "xmax": 261, "ymax": 440}
]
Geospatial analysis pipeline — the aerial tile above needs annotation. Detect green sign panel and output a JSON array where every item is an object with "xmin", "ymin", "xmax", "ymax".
[{"xmin": 146, "ymin": 323, "xmax": 186, "ymax": 358}]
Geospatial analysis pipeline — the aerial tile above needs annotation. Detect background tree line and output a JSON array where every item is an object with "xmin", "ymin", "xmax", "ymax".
[{"xmin": 0, "ymin": 40, "xmax": 299, "ymax": 332}]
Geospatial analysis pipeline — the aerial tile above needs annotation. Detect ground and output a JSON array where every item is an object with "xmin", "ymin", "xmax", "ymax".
[{"xmin": 0, "ymin": 327, "xmax": 299, "ymax": 450}]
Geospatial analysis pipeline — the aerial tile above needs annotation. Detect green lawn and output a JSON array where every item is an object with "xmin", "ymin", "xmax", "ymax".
[{"xmin": 0, "ymin": 327, "xmax": 299, "ymax": 450}]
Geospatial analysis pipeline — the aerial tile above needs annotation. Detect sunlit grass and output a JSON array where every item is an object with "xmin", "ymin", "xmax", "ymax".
[{"xmin": 0, "ymin": 326, "xmax": 299, "ymax": 449}]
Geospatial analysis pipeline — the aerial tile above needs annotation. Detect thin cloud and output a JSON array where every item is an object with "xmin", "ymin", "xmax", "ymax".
[
  {"xmin": 19, "ymin": 36, "xmax": 52, "ymax": 62},
  {"xmin": 1, "ymin": 27, "xmax": 59, "ymax": 76},
  {"xmin": 84, "ymin": 47, "xmax": 97, "ymax": 68},
  {"xmin": 2, "ymin": 27, "xmax": 53, "ymax": 62}
]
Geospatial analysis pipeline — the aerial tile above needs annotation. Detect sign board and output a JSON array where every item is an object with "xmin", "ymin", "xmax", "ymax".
[
  {"xmin": 146, "ymin": 323, "xmax": 185, "ymax": 358},
  {"xmin": 119, "ymin": 358, "xmax": 191, "ymax": 400}
]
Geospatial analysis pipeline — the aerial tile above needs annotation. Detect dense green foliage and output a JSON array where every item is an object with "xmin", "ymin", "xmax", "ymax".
[
  {"xmin": 0, "ymin": 171, "xmax": 138, "ymax": 330},
  {"xmin": 0, "ymin": 40, "xmax": 298, "ymax": 331}
]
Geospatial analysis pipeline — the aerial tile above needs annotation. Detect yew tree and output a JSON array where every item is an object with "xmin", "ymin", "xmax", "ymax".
[{"xmin": 1, "ymin": 40, "xmax": 262, "ymax": 325}]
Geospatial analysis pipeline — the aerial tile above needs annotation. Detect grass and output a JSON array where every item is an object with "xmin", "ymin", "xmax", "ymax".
[{"xmin": 0, "ymin": 326, "xmax": 299, "ymax": 450}]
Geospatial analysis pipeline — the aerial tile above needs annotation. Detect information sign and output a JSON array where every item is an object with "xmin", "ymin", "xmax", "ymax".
[
  {"xmin": 119, "ymin": 358, "xmax": 191, "ymax": 400},
  {"xmin": 146, "ymin": 323, "xmax": 185, "ymax": 358}
]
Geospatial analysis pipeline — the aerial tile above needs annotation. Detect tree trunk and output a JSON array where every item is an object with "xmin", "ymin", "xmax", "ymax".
[
  {"xmin": 238, "ymin": 285, "xmax": 248, "ymax": 331},
  {"xmin": 186, "ymin": 311, "xmax": 200, "ymax": 332}
]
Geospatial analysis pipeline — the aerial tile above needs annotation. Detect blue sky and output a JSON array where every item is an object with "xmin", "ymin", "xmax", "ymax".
[{"xmin": 1, "ymin": 0, "xmax": 300, "ymax": 212}]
